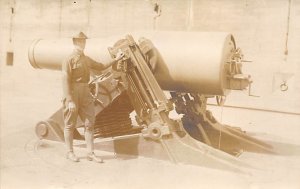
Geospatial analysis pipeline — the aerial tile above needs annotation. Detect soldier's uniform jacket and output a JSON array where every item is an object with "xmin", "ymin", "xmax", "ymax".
[{"xmin": 62, "ymin": 48, "xmax": 104, "ymax": 102}]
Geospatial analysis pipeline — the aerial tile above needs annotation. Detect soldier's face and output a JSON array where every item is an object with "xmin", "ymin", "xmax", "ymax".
[{"xmin": 74, "ymin": 39, "xmax": 86, "ymax": 50}]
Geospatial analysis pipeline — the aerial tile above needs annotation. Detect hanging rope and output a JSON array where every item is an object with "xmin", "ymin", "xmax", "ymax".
[
  {"xmin": 8, "ymin": 0, "xmax": 16, "ymax": 43},
  {"xmin": 284, "ymin": 0, "xmax": 292, "ymax": 58},
  {"xmin": 58, "ymin": 0, "xmax": 62, "ymax": 37}
]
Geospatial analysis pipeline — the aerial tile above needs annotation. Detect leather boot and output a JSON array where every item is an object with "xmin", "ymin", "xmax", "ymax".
[
  {"xmin": 85, "ymin": 130, "xmax": 103, "ymax": 163},
  {"xmin": 85, "ymin": 129, "xmax": 94, "ymax": 153},
  {"xmin": 66, "ymin": 151, "xmax": 80, "ymax": 162},
  {"xmin": 87, "ymin": 152, "xmax": 103, "ymax": 163},
  {"xmin": 64, "ymin": 128, "xmax": 74, "ymax": 153}
]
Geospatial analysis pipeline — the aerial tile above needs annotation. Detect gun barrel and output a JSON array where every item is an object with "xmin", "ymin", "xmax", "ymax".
[{"xmin": 28, "ymin": 32, "xmax": 238, "ymax": 95}]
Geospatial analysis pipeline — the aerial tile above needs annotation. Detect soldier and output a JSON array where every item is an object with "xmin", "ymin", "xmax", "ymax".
[{"xmin": 62, "ymin": 32, "xmax": 123, "ymax": 163}]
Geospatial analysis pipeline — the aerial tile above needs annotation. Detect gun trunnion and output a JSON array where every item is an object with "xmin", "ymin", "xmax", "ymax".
[{"xmin": 28, "ymin": 32, "xmax": 273, "ymax": 172}]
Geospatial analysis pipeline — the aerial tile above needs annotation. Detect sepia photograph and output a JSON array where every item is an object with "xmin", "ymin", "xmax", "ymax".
[{"xmin": 0, "ymin": 0, "xmax": 300, "ymax": 188}]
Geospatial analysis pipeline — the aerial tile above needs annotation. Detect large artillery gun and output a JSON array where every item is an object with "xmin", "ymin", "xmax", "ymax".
[{"xmin": 28, "ymin": 32, "xmax": 273, "ymax": 171}]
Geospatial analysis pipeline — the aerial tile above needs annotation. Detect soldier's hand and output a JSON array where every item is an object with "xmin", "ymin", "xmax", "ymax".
[
  {"xmin": 115, "ymin": 49, "xmax": 125, "ymax": 61},
  {"xmin": 68, "ymin": 101, "xmax": 76, "ymax": 112}
]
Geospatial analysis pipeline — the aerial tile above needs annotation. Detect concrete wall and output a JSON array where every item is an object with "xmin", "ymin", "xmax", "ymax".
[{"xmin": 0, "ymin": 0, "xmax": 299, "ymax": 112}]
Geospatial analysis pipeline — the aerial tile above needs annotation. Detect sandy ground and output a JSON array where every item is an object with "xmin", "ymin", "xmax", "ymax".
[
  {"xmin": 0, "ymin": 1, "xmax": 299, "ymax": 187},
  {"xmin": 1, "ymin": 61, "xmax": 300, "ymax": 189}
]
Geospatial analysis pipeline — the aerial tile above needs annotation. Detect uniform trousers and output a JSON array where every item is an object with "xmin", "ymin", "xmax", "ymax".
[{"xmin": 63, "ymin": 83, "xmax": 95, "ymax": 153}]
